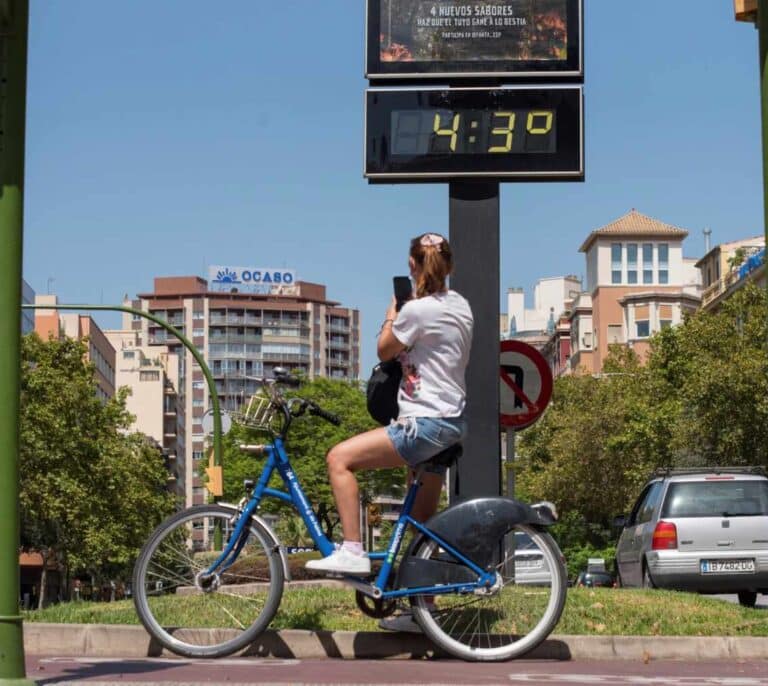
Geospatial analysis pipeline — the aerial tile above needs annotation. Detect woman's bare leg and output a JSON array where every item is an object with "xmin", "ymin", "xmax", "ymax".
[
  {"xmin": 409, "ymin": 470, "xmax": 444, "ymax": 523},
  {"xmin": 326, "ymin": 427, "xmax": 405, "ymax": 542}
]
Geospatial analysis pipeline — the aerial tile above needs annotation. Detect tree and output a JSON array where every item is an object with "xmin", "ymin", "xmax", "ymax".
[
  {"xmin": 648, "ymin": 284, "xmax": 768, "ymax": 467},
  {"xmin": 220, "ymin": 377, "xmax": 403, "ymax": 541},
  {"xmin": 19, "ymin": 334, "xmax": 175, "ymax": 605},
  {"xmin": 516, "ymin": 285, "xmax": 768, "ymax": 553}
]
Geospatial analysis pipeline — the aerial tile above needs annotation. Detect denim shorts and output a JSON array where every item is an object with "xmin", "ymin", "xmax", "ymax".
[{"xmin": 386, "ymin": 416, "xmax": 467, "ymax": 475}]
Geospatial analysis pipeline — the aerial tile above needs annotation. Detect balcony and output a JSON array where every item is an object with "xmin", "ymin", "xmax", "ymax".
[
  {"xmin": 209, "ymin": 315, "xmax": 246, "ymax": 326},
  {"xmin": 327, "ymin": 338, "xmax": 349, "ymax": 351},
  {"xmin": 209, "ymin": 335, "xmax": 262, "ymax": 345},
  {"xmin": 262, "ymin": 353, "xmax": 311, "ymax": 364},
  {"xmin": 701, "ymin": 248, "xmax": 764, "ymax": 309}
]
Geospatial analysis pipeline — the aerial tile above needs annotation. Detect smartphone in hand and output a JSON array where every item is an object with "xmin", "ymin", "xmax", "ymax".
[{"xmin": 393, "ymin": 276, "xmax": 412, "ymax": 312}]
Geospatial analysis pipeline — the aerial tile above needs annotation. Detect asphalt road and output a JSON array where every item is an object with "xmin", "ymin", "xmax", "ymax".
[
  {"xmin": 26, "ymin": 656, "xmax": 768, "ymax": 686},
  {"xmin": 712, "ymin": 593, "xmax": 768, "ymax": 608}
]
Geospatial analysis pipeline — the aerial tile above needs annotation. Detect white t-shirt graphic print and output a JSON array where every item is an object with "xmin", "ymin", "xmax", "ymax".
[{"xmin": 390, "ymin": 290, "xmax": 473, "ymax": 418}]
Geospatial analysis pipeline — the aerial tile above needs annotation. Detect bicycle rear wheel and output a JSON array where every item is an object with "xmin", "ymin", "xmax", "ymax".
[
  {"xmin": 410, "ymin": 523, "xmax": 567, "ymax": 661},
  {"xmin": 133, "ymin": 504, "xmax": 284, "ymax": 658}
]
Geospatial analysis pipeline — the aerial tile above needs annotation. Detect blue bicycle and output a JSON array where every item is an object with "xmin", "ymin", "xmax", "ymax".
[{"xmin": 133, "ymin": 371, "xmax": 567, "ymax": 661}]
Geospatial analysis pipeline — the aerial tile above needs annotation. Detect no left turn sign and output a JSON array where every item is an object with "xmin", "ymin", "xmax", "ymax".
[{"xmin": 499, "ymin": 340, "xmax": 553, "ymax": 430}]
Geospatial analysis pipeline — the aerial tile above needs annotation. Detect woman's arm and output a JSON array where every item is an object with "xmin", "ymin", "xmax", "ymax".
[{"xmin": 377, "ymin": 298, "xmax": 406, "ymax": 361}]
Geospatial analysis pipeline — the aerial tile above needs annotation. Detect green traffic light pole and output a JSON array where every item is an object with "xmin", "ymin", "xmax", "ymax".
[
  {"xmin": 759, "ymin": 3, "xmax": 768, "ymax": 308},
  {"xmin": 0, "ymin": 0, "xmax": 35, "ymax": 682}
]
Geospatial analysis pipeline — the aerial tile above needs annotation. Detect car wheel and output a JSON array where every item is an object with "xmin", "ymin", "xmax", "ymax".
[
  {"xmin": 737, "ymin": 591, "xmax": 757, "ymax": 608},
  {"xmin": 642, "ymin": 565, "xmax": 655, "ymax": 589}
]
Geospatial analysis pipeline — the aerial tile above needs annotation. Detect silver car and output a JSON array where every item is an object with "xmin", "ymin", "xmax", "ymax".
[
  {"xmin": 512, "ymin": 531, "xmax": 552, "ymax": 585},
  {"xmin": 614, "ymin": 467, "xmax": 768, "ymax": 607}
]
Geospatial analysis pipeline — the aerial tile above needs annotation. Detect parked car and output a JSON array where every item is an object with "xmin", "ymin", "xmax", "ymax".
[
  {"xmin": 575, "ymin": 570, "xmax": 616, "ymax": 588},
  {"xmin": 614, "ymin": 467, "xmax": 768, "ymax": 606},
  {"xmin": 512, "ymin": 531, "xmax": 552, "ymax": 585}
]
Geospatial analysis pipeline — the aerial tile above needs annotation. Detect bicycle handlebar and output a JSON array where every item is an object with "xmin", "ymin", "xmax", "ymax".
[{"xmin": 307, "ymin": 402, "xmax": 341, "ymax": 426}]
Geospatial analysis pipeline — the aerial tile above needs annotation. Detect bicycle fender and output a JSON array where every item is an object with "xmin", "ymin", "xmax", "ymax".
[
  {"xmin": 217, "ymin": 502, "xmax": 291, "ymax": 582},
  {"xmin": 423, "ymin": 497, "xmax": 555, "ymax": 570}
]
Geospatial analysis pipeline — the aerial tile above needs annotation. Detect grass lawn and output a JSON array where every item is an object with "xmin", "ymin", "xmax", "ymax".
[{"xmin": 23, "ymin": 586, "xmax": 768, "ymax": 636}]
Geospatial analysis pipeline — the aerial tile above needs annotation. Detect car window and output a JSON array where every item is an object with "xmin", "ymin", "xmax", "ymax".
[
  {"xmin": 514, "ymin": 532, "xmax": 536, "ymax": 550},
  {"xmin": 635, "ymin": 481, "xmax": 664, "ymax": 525},
  {"xmin": 661, "ymin": 480, "xmax": 768, "ymax": 518},
  {"xmin": 627, "ymin": 483, "xmax": 653, "ymax": 525}
]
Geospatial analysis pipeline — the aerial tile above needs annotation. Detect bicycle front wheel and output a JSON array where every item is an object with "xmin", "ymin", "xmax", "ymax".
[
  {"xmin": 133, "ymin": 505, "xmax": 284, "ymax": 658},
  {"xmin": 410, "ymin": 523, "xmax": 567, "ymax": 661}
]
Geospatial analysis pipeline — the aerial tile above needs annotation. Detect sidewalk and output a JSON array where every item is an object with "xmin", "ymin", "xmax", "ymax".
[{"xmin": 23, "ymin": 623, "xmax": 768, "ymax": 661}]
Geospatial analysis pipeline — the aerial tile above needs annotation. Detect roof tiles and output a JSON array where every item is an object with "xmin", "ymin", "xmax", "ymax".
[{"xmin": 579, "ymin": 209, "xmax": 689, "ymax": 252}]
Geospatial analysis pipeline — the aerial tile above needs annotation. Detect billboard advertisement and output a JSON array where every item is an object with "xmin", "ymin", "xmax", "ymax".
[{"xmin": 366, "ymin": 0, "xmax": 582, "ymax": 80}]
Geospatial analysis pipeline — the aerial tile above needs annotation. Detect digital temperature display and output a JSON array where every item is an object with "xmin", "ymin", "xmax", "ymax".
[
  {"xmin": 365, "ymin": 87, "xmax": 583, "ymax": 182},
  {"xmin": 391, "ymin": 109, "xmax": 556, "ymax": 156}
]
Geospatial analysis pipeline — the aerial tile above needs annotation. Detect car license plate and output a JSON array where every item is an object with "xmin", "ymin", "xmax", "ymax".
[{"xmin": 700, "ymin": 559, "xmax": 755, "ymax": 574}]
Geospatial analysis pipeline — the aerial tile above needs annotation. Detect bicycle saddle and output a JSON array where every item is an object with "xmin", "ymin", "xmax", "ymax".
[{"xmin": 425, "ymin": 443, "xmax": 463, "ymax": 469}]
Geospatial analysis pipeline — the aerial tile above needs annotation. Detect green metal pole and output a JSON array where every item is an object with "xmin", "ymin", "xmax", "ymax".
[
  {"xmin": 0, "ymin": 0, "xmax": 34, "ymax": 682},
  {"xmin": 760, "ymin": 4, "xmax": 768, "ymax": 305}
]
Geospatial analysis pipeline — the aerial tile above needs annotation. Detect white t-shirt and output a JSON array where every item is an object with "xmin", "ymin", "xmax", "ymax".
[{"xmin": 391, "ymin": 289, "xmax": 473, "ymax": 418}]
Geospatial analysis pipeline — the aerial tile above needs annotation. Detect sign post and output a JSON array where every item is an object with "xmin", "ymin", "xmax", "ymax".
[
  {"xmin": 0, "ymin": 1, "xmax": 35, "ymax": 683},
  {"xmin": 364, "ymin": 0, "xmax": 582, "ymax": 501},
  {"xmin": 499, "ymin": 340, "xmax": 553, "ymax": 574}
]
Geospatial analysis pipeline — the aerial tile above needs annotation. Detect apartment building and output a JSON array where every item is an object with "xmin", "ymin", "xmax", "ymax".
[
  {"xmin": 696, "ymin": 235, "xmax": 765, "ymax": 311},
  {"xmin": 34, "ymin": 294, "xmax": 116, "ymax": 401},
  {"xmin": 502, "ymin": 276, "xmax": 582, "ymax": 340},
  {"xmin": 105, "ymin": 330, "xmax": 183, "ymax": 499},
  {"xmin": 568, "ymin": 210, "xmax": 702, "ymax": 374},
  {"xmin": 125, "ymin": 271, "xmax": 361, "ymax": 507}
]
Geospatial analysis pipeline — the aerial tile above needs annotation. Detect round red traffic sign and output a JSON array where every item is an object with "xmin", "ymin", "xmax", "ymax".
[{"xmin": 499, "ymin": 340, "xmax": 553, "ymax": 429}]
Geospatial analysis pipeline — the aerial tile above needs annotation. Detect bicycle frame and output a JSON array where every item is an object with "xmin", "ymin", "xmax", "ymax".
[{"xmin": 205, "ymin": 436, "xmax": 497, "ymax": 599}]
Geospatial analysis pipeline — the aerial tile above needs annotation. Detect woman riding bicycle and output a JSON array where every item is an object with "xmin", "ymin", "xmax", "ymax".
[{"xmin": 306, "ymin": 232, "xmax": 473, "ymax": 576}]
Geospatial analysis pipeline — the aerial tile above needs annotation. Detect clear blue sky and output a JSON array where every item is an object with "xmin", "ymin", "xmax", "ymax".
[{"xmin": 23, "ymin": 1, "xmax": 764, "ymax": 373}]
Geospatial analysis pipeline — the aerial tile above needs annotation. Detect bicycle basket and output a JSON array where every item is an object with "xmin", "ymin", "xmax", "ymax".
[{"xmin": 231, "ymin": 393, "xmax": 277, "ymax": 432}]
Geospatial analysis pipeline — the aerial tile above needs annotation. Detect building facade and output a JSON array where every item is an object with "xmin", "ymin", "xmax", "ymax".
[
  {"xmin": 125, "ymin": 274, "xmax": 361, "ymax": 507},
  {"xmin": 502, "ymin": 275, "xmax": 582, "ymax": 340},
  {"xmin": 34, "ymin": 294, "xmax": 117, "ymax": 401},
  {"xmin": 569, "ymin": 210, "xmax": 702, "ymax": 374},
  {"xmin": 696, "ymin": 236, "xmax": 765, "ymax": 311},
  {"xmin": 105, "ymin": 330, "xmax": 183, "ymax": 499}
]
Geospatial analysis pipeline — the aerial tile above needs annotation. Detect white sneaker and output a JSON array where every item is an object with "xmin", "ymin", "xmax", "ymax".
[
  {"xmin": 305, "ymin": 548, "xmax": 371, "ymax": 575},
  {"xmin": 379, "ymin": 611, "xmax": 422, "ymax": 634}
]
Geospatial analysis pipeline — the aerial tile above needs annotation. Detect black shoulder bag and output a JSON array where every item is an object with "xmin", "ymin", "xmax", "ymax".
[{"xmin": 366, "ymin": 358, "xmax": 402, "ymax": 425}]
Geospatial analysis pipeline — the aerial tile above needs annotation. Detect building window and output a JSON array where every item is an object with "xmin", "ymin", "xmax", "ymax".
[
  {"xmin": 123, "ymin": 351, "xmax": 135, "ymax": 360},
  {"xmin": 626, "ymin": 244, "xmax": 638, "ymax": 284},
  {"xmin": 658, "ymin": 243, "xmax": 669, "ymax": 284},
  {"xmin": 660, "ymin": 319, "xmax": 673, "ymax": 330},
  {"xmin": 642, "ymin": 243, "xmax": 653, "ymax": 284},
  {"xmin": 582, "ymin": 331, "xmax": 592, "ymax": 349},
  {"xmin": 635, "ymin": 320, "xmax": 650, "ymax": 338},
  {"xmin": 611, "ymin": 243, "xmax": 622, "ymax": 284},
  {"xmin": 140, "ymin": 370, "xmax": 160, "ymax": 381}
]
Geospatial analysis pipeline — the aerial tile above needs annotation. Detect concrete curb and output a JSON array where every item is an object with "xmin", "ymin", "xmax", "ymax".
[{"xmin": 23, "ymin": 624, "xmax": 768, "ymax": 661}]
